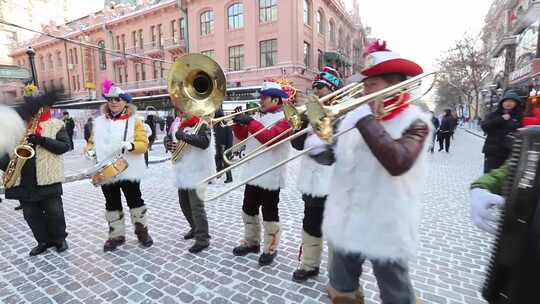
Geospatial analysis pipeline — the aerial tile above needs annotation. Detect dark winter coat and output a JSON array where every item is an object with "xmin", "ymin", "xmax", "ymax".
[
  {"xmin": 0, "ymin": 127, "xmax": 70, "ymax": 202},
  {"xmin": 84, "ymin": 120, "xmax": 93, "ymax": 142},
  {"xmin": 64, "ymin": 117, "xmax": 75, "ymax": 136},
  {"xmin": 213, "ymin": 109, "xmax": 233, "ymax": 148},
  {"xmin": 481, "ymin": 94, "xmax": 523, "ymax": 158},
  {"xmin": 438, "ymin": 114, "xmax": 456, "ymax": 134}
]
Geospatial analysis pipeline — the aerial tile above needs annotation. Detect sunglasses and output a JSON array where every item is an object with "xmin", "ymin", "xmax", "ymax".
[
  {"xmin": 313, "ymin": 82, "xmax": 328, "ymax": 90},
  {"xmin": 107, "ymin": 97, "xmax": 122, "ymax": 103}
]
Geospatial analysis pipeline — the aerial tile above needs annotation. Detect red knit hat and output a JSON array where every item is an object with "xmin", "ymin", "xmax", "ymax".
[{"xmin": 361, "ymin": 40, "xmax": 423, "ymax": 78}]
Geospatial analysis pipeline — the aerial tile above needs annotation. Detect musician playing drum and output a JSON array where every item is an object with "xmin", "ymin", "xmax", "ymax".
[
  {"xmin": 230, "ymin": 81, "xmax": 291, "ymax": 266},
  {"xmin": 164, "ymin": 111, "xmax": 214, "ymax": 253},
  {"xmin": 0, "ymin": 90, "xmax": 71, "ymax": 256},
  {"xmin": 290, "ymin": 67, "xmax": 343, "ymax": 282},
  {"xmin": 307, "ymin": 41, "xmax": 432, "ymax": 304},
  {"xmin": 86, "ymin": 81, "xmax": 153, "ymax": 252}
]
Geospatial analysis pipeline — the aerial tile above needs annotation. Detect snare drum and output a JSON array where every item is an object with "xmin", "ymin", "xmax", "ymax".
[{"xmin": 86, "ymin": 154, "xmax": 129, "ymax": 186}]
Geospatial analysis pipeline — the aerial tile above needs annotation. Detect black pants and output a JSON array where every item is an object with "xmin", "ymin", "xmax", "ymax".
[
  {"xmin": 144, "ymin": 151, "xmax": 149, "ymax": 167},
  {"xmin": 215, "ymin": 144, "xmax": 232, "ymax": 181},
  {"xmin": 242, "ymin": 184, "xmax": 280, "ymax": 221},
  {"xmin": 438, "ymin": 132, "xmax": 451, "ymax": 152},
  {"xmin": 484, "ymin": 156, "xmax": 507, "ymax": 173},
  {"xmin": 178, "ymin": 189, "xmax": 210, "ymax": 243},
  {"xmin": 21, "ymin": 196, "xmax": 68, "ymax": 244},
  {"xmin": 68, "ymin": 135, "xmax": 74, "ymax": 150},
  {"xmin": 302, "ymin": 194, "xmax": 326, "ymax": 238},
  {"xmin": 101, "ymin": 181, "xmax": 145, "ymax": 211}
]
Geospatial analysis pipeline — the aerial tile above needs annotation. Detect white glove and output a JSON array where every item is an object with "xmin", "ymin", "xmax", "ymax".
[
  {"xmin": 347, "ymin": 104, "xmax": 373, "ymax": 123},
  {"xmin": 469, "ymin": 188, "xmax": 505, "ymax": 234},
  {"xmin": 305, "ymin": 134, "xmax": 328, "ymax": 155},
  {"xmin": 84, "ymin": 149, "xmax": 96, "ymax": 161},
  {"xmin": 120, "ymin": 141, "xmax": 133, "ymax": 151}
]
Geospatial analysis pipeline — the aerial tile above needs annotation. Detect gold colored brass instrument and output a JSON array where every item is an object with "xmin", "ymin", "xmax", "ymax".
[
  {"xmin": 199, "ymin": 72, "xmax": 437, "ymax": 202},
  {"xmin": 167, "ymin": 53, "xmax": 226, "ymax": 163},
  {"xmin": 2, "ymin": 108, "xmax": 42, "ymax": 188},
  {"xmin": 211, "ymin": 107, "xmax": 260, "ymax": 127}
]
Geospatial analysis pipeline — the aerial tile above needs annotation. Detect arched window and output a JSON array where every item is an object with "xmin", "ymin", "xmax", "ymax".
[
  {"xmin": 47, "ymin": 53, "xmax": 54, "ymax": 70},
  {"xmin": 56, "ymin": 51, "xmax": 62, "ymax": 67},
  {"xmin": 317, "ymin": 10, "xmax": 325, "ymax": 34},
  {"xmin": 303, "ymin": 0, "xmax": 311, "ymax": 25},
  {"xmin": 329, "ymin": 19, "xmax": 335, "ymax": 42},
  {"xmin": 228, "ymin": 3, "xmax": 244, "ymax": 30},
  {"xmin": 338, "ymin": 27, "xmax": 344, "ymax": 49},
  {"xmin": 98, "ymin": 40, "xmax": 107, "ymax": 70},
  {"xmin": 200, "ymin": 10, "xmax": 214, "ymax": 36}
]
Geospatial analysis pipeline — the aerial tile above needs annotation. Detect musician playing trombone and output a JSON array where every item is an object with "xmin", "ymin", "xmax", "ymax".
[
  {"xmin": 307, "ymin": 41, "xmax": 432, "ymax": 304},
  {"xmin": 86, "ymin": 81, "xmax": 153, "ymax": 252},
  {"xmin": 0, "ymin": 89, "xmax": 71, "ymax": 256},
  {"xmin": 290, "ymin": 67, "xmax": 343, "ymax": 282},
  {"xmin": 230, "ymin": 81, "xmax": 291, "ymax": 266},
  {"xmin": 164, "ymin": 110, "xmax": 214, "ymax": 253}
]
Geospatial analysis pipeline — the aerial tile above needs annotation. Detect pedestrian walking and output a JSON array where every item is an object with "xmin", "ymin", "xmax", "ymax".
[
  {"xmin": 144, "ymin": 120, "xmax": 153, "ymax": 167},
  {"xmin": 481, "ymin": 91, "xmax": 523, "ymax": 173},
  {"xmin": 429, "ymin": 111, "xmax": 440, "ymax": 153},
  {"xmin": 437, "ymin": 109, "xmax": 456, "ymax": 153},
  {"xmin": 145, "ymin": 115, "xmax": 156, "ymax": 151},
  {"xmin": 84, "ymin": 117, "xmax": 93, "ymax": 143},
  {"xmin": 213, "ymin": 108, "xmax": 233, "ymax": 183},
  {"xmin": 63, "ymin": 111, "xmax": 75, "ymax": 150}
]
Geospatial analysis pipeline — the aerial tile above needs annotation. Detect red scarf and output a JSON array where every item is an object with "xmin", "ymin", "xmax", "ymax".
[
  {"xmin": 380, "ymin": 93, "xmax": 410, "ymax": 121},
  {"xmin": 180, "ymin": 116, "xmax": 200, "ymax": 128},
  {"xmin": 34, "ymin": 110, "xmax": 52, "ymax": 135}
]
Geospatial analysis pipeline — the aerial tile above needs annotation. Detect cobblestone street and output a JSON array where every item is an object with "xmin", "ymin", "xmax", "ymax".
[{"xmin": 0, "ymin": 129, "xmax": 494, "ymax": 304}]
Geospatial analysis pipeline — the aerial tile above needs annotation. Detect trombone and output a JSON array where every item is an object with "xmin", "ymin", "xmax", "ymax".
[
  {"xmin": 221, "ymin": 81, "xmax": 365, "ymax": 165},
  {"xmin": 198, "ymin": 72, "xmax": 437, "ymax": 202},
  {"xmin": 210, "ymin": 106, "xmax": 260, "ymax": 127}
]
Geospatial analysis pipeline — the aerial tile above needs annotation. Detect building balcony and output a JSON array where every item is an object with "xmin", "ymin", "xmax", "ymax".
[
  {"xmin": 163, "ymin": 38, "xmax": 186, "ymax": 52},
  {"xmin": 511, "ymin": 0, "xmax": 540, "ymax": 35},
  {"xmin": 491, "ymin": 34, "xmax": 518, "ymax": 58},
  {"xmin": 122, "ymin": 78, "xmax": 167, "ymax": 91}
]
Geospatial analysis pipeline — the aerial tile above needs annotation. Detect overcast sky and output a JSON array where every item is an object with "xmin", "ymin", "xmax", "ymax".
[{"xmin": 346, "ymin": 0, "xmax": 493, "ymax": 72}]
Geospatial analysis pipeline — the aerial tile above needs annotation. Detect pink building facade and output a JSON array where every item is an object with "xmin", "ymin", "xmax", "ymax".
[{"xmin": 3, "ymin": 0, "xmax": 366, "ymax": 104}]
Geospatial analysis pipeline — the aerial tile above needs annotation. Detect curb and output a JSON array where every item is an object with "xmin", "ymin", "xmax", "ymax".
[
  {"xmin": 460, "ymin": 127, "xmax": 486, "ymax": 139},
  {"xmin": 1, "ymin": 156, "xmax": 170, "ymax": 194}
]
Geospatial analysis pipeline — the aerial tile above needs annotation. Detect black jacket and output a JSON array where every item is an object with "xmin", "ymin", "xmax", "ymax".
[
  {"xmin": 0, "ymin": 127, "xmax": 71, "ymax": 202},
  {"xmin": 481, "ymin": 102, "xmax": 523, "ymax": 158},
  {"xmin": 84, "ymin": 121, "xmax": 93, "ymax": 141},
  {"xmin": 165, "ymin": 123, "xmax": 211, "ymax": 151},
  {"xmin": 213, "ymin": 110, "xmax": 233, "ymax": 149},
  {"xmin": 438, "ymin": 114, "xmax": 456, "ymax": 133},
  {"xmin": 64, "ymin": 117, "xmax": 75, "ymax": 136}
]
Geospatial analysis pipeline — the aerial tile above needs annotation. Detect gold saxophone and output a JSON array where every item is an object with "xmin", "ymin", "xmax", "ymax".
[{"xmin": 2, "ymin": 109, "xmax": 42, "ymax": 188}]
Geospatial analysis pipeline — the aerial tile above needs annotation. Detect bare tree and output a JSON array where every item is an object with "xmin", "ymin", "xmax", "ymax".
[{"xmin": 437, "ymin": 35, "xmax": 491, "ymax": 118}]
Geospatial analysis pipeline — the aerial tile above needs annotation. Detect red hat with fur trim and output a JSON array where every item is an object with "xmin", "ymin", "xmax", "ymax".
[{"xmin": 361, "ymin": 40, "xmax": 423, "ymax": 78}]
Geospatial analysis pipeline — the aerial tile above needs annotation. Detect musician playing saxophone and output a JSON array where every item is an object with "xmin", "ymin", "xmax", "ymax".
[
  {"xmin": 86, "ymin": 81, "xmax": 153, "ymax": 252},
  {"xmin": 164, "ymin": 111, "xmax": 214, "ymax": 253},
  {"xmin": 0, "ymin": 90, "xmax": 70, "ymax": 256}
]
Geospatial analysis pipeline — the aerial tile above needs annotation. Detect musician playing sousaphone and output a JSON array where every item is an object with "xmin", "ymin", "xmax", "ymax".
[
  {"xmin": 86, "ymin": 80, "xmax": 153, "ymax": 252},
  {"xmin": 306, "ymin": 40, "xmax": 432, "ymax": 304},
  {"xmin": 231, "ymin": 81, "xmax": 291, "ymax": 266},
  {"xmin": 289, "ymin": 67, "xmax": 343, "ymax": 282},
  {"xmin": 164, "ymin": 110, "xmax": 214, "ymax": 253},
  {"xmin": 0, "ymin": 89, "xmax": 71, "ymax": 256}
]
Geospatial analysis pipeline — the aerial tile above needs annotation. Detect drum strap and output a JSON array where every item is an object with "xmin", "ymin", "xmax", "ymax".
[{"xmin": 121, "ymin": 119, "xmax": 129, "ymax": 153}]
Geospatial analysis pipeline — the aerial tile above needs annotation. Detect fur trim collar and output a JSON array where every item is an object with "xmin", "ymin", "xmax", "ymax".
[{"xmin": 100, "ymin": 104, "xmax": 137, "ymax": 118}]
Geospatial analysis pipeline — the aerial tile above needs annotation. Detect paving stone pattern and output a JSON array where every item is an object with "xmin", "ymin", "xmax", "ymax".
[{"xmin": 0, "ymin": 130, "xmax": 493, "ymax": 303}]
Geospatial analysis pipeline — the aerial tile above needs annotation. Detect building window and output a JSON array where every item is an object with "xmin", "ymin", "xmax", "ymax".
[
  {"xmin": 304, "ymin": 0, "xmax": 311, "ymax": 26},
  {"xmin": 157, "ymin": 24, "xmax": 163, "ymax": 47},
  {"xmin": 200, "ymin": 10, "xmax": 214, "ymax": 36},
  {"xmin": 138, "ymin": 29, "xmax": 144, "ymax": 50},
  {"xmin": 116, "ymin": 35, "xmax": 121, "ymax": 51},
  {"xmin": 76, "ymin": 75, "xmax": 80, "ymax": 91},
  {"xmin": 179, "ymin": 18, "xmax": 185, "ymax": 40},
  {"xmin": 304, "ymin": 42, "xmax": 311, "ymax": 67},
  {"xmin": 39, "ymin": 55, "xmax": 45, "ymax": 70},
  {"xmin": 338, "ymin": 28, "xmax": 343, "ymax": 49},
  {"xmin": 151, "ymin": 25, "xmax": 156, "ymax": 46},
  {"xmin": 160, "ymin": 62, "xmax": 164, "ymax": 79},
  {"xmin": 260, "ymin": 39, "xmax": 277, "ymax": 67},
  {"xmin": 317, "ymin": 10, "xmax": 324, "ymax": 34},
  {"xmin": 118, "ymin": 66, "xmax": 123, "ymax": 83},
  {"xmin": 135, "ymin": 63, "xmax": 140, "ymax": 81},
  {"xmin": 201, "ymin": 50, "xmax": 215, "ymax": 59},
  {"xmin": 171, "ymin": 19, "xmax": 177, "ymax": 43},
  {"xmin": 318, "ymin": 49, "xmax": 324, "ymax": 70},
  {"xmin": 98, "ymin": 41, "xmax": 107, "ymax": 70},
  {"xmin": 229, "ymin": 45, "xmax": 244, "ymax": 71},
  {"xmin": 71, "ymin": 76, "xmax": 75, "ymax": 90},
  {"xmin": 74, "ymin": 48, "xmax": 78, "ymax": 65},
  {"xmin": 228, "ymin": 3, "xmax": 244, "ymax": 30},
  {"xmin": 121, "ymin": 34, "xmax": 126, "ymax": 53},
  {"xmin": 59, "ymin": 77, "xmax": 64, "ymax": 90},
  {"xmin": 329, "ymin": 20, "xmax": 335, "ymax": 42},
  {"xmin": 259, "ymin": 0, "xmax": 277, "ymax": 23},
  {"xmin": 68, "ymin": 49, "xmax": 73, "ymax": 64},
  {"xmin": 132, "ymin": 31, "xmax": 137, "ymax": 50},
  {"xmin": 152, "ymin": 62, "xmax": 158, "ymax": 79},
  {"xmin": 124, "ymin": 65, "xmax": 128, "ymax": 82},
  {"xmin": 141, "ymin": 63, "xmax": 146, "ymax": 81},
  {"xmin": 56, "ymin": 51, "xmax": 62, "ymax": 67},
  {"xmin": 47, "ymin": 53, "xmax": 54, "ymax": 70}
]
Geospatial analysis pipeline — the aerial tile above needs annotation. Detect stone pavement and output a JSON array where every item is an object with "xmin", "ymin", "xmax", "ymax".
[{"xmin": 0, "ymin": 129, "xmax": 494, "ymax": 304}]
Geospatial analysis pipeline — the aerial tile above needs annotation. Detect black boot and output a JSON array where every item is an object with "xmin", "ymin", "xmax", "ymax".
[
  {"xmin": 183, "ymin": 229, "xmax": 194, "ymax": 240},
  {"xmin": 292, "ymin": 268, "xmax": 320, "ymax": 282},
  {"xmin": 134, "ymin": 223, "xmax": 154, "ymax": 248},
  {"xmin": 224, "ymin": 171, "xmax": 233, "ymax": 183},
  {"xmin": 189, "ymin": 242, "xmax": 209, "ymax": 253},
  {"xmin": 53, "ymin": 240, "xmax": 69, "ymax": 253},
  {"xmin": 232, "ymin": 243, "xmax": 260, "ymax": 256},
  {"xmin": 103, "ymin": 237, "xmax": 126, "ymax": 252},
  {"xmin": 29, "ymin": 243, "xmax": 51, "ymax": 256},
  {"xmin": 258, "ymin": 251, "xmax": 277, "ymax": 266},
  {"xmin": 14, "ymin": 204, "xmax": 22, "ymax": 211}
]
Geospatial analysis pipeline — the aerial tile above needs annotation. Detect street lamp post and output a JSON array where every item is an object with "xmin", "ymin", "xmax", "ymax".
[{"xmin": 26, "ymin": 46, "xmax": 38, "ymax": 87}]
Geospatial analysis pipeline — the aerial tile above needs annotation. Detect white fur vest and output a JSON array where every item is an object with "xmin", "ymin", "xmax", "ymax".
[
  {"xmin": 297, "ymin": 133, "xmax": 333, "ymax": 197},
  {"xmin": 323, "ymin": 105, "xmax": 432, "ymax": 262},
  {"xmin": 171, "ymin": 122, "xmax": 216, "ymax": 190},
  {"xmin": 242, "ymin": 111, "xmax": 290, "ymax": 190},
  {"xmin": 0, "ymin": 105, "xmax": 25, "ymax": 156},
  {"xmin": 93, "ymin": 115, "xmax": 146, "ymax": 184}
]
